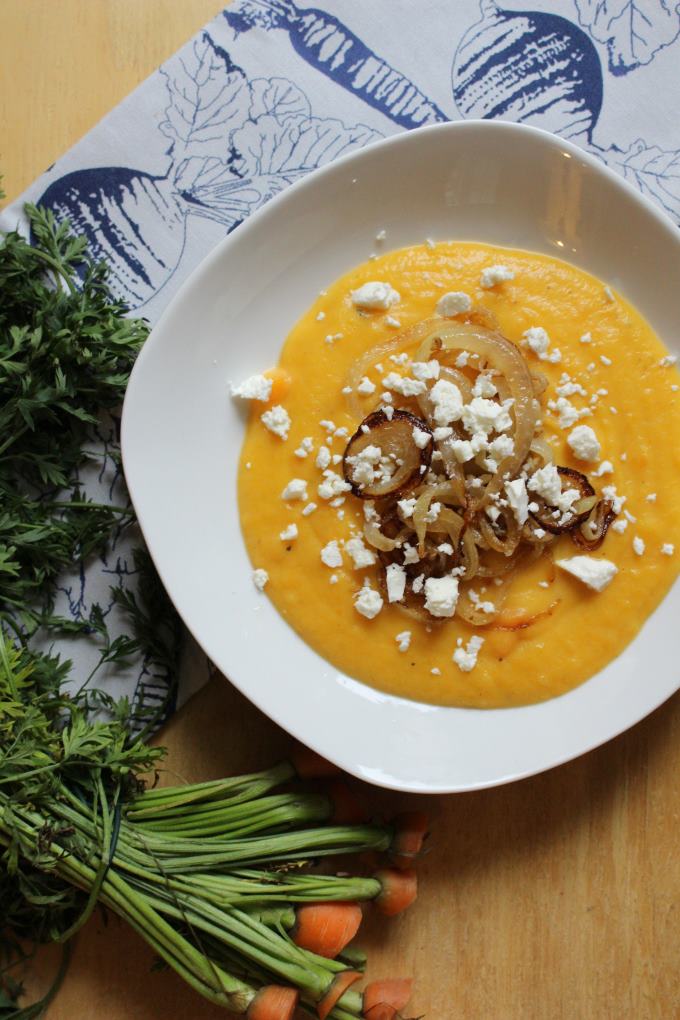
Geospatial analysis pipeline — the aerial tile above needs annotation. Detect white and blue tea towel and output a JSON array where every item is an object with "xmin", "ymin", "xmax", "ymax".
[{"xmin": 2, "ymin": 0, "xmax": 679, "ymax": 721}]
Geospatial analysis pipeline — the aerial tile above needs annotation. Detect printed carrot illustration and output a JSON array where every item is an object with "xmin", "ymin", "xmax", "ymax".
[{"xmin": 224, "ymin": 0, "xmax": 448, "ymax": 128}]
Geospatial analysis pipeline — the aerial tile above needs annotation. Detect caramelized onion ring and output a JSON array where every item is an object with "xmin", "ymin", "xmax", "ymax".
[{"xmin": 343, "ymin": 410, "xmax": 432, "ymax": 498}]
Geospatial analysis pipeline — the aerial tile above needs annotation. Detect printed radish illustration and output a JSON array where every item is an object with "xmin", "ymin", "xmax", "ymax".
[
  {"xmin": 224, "ymin": 0, "xmax": 448, "ymax": 128},
  {"xmin": 452, "ymin": 0, "xmax": 603, "ymax": 140},
  {"xmin": 36, "ymin": 34, "xmax": 381, "ymax": 308}
]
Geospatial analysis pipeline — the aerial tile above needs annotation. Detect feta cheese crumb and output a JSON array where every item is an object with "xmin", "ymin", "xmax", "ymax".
[
  {"xmin": 316, "ymin": 311, "xmax": 326, "ymax": 321},
  {"xmin": 556, "ymin": 555, "xmax": 618, "ymax": 591},
  {"xmin": 412, "ymin": 426, "xmax": 432, "ymax": 449},
  {"xmin": 318, "ymin": 471, "xmax": 351, "ymax": 501},
  {"xmin": 600, "ymin": 354, "xmax": 612, "ymax": 366},
  {"xmin": 453, "ymin": 635, "xmax": 484, "ymax": 673},
  {"xmin": 505, "ymin": 477, "xmax": 529, "ymax": 526},
  {"xmin": 321, "ymin": 540, "xmax": 343, "ymax": 568},
  {"xmin": 659, "ymin": 354, "xmax": 678, "ymax": 367},
  {"xmin": 357, "ymin": 376, "xmax": 376, "ymax": 395},
  {"xmin": 402, "ymin": 543, "xmax": 420, "ymax": 564},
  {"xmin": 632, "ymin": 536, "xmax": 645, "ymax": 556},
  {"xmin": 523, "ymin": 326, "xmax": 561, "ymax": 363},
  {"xmin": 567, "ymin": 424, "xmax": 601, "ymax": 461},
  {"xmin": 661, "ymin": 543, "xmax": 675, "ymax": 556},
  {"xmin": 424, "ymin": 575, "xmax": 459, "ymax": 617},
  {"xmin": 594, "ymin": 461, "xmax": 614, "ymax": 476},
  {"xmin": 611, "ymin": 518, "xmax": 628, "ymax": 534},
  {"xmin": 430, "ymin": 379, "xmax": 464, "ymax": 425},
  {"xmin": 294, "ymin": 436, "xmax": 314, "ymax": 458},
  {"xmin": 395, "ymin": 630, "xmax": 411, "ymax": 653},
  {"xmin": 281, "ymin": 478, "xmax": 307, "ymax": 501},
  {"xmin": 436, "ymin": 291, "xmax": 472, "ymax": 317},
  {"xmin": 386, "ymin": 563, "xmax": 407, "ymax": 602},
  {"xmin": 261, "ymin": 405, "xmax": 291, "ymax": 439},
  {"xmin": 350, "ymin": 281, "xmax": 400, "ymax": 310},
  {"xmin": 315, "ymin": 446, "xmax": 331, "ymax": 470},
  {"xmin": 423, "ymin": 501, "xmax": 441, "ymax": 523},
  {"xmin": 431, "ymin": 667, "xmax": 442, "ymax": 676},
  {"xmin": 301, "ymin": 502, "xmax": 317, "ymax": 516},
  {"xmin": 472, "ymin": 373, "xmax": 498, "ymax": 399},
  {"xmin": 252, "ymin": 568, "xmax": 269, "ymax": 592},
  {"xmin": 411, "ymin": 359, "xmax": 440, "ymax": 381},
  {"xmin": 397, "ymin": 497, "xmax": 417, "ymax": 519},
  {"xmin": 329, "ymin": 574, "xmax": 338, "ymax": 584},
  {"xmin": 480, "ymin": 265, "xmax": 515, "ymax": 288},
  {"xmin": 344, "ymin": 536, "xmax": 376, "ymax": 569},
  {"xmin": 385, "ymin": 315, "xmax": 401, "ymax": 328},
  {"xmin": 231, "ymin": 374, "xmax": 272, "ymax": 401},
  {"xmin": 354, "ymin": 583, "xmax": 383, "ymax": 620},
  {"xmin": 579, "ymin": 332, "xmax": 592, "ymax": 344},
  {"xmin": 279, "ymin": 524, "xmax": 298, "ymax": 542},
  {"xmin": 382, "ymin": 372, "xmax": 427, "ymax": 397}
]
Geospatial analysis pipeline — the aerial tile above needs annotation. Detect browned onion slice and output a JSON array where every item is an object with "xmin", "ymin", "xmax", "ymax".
[
  {"xmin": 571, "ymin": 499, "xmax": 617, "ymax": 551},
  {"xmin": 343, "ymin": 410, "xmax": 433, "ymax": 498},
  {"xmin": 530, "ymin": 467, "xmax": 596, "ymax": 535}
]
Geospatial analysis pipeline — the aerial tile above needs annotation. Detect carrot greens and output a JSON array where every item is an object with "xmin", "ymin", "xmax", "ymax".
[{"xmin": 0, "ymin": 209, "xmax": 421, "ymax": 1018}]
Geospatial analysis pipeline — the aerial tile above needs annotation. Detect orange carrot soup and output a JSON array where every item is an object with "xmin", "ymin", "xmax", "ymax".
[{"xmin": 235, "ymin": 242, "xmax": 680, "ymax": 708}]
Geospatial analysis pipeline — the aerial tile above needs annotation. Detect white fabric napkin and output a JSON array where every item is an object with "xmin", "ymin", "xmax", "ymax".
[{"xmin": 2, "ymin": 0, "xmax": 678, "ymax": 721}]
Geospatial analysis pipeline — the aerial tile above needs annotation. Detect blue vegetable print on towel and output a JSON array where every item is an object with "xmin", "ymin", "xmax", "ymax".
[
  {"xmin": 36, "ymin": 33, "xmax": 381, "ymax": 310},
  {"xmin": 224, "ymin": 0, "xmax": 448, "ymax": 128},
  {"xmin": 575, "ymin": 0, "xmax": 680, "ymax": 75},
  {"xmin": 452, "ymin": 0, "xmax": 603, "ymax": 140},
  {"xmin": 596, "ymin": 137, "xmax": 680, "ymax": 221}
]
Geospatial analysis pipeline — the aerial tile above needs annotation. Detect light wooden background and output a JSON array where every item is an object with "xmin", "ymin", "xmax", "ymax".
[{"xmin": 2, "ymin": 3, "xmax": 679, "ymax": 1018}]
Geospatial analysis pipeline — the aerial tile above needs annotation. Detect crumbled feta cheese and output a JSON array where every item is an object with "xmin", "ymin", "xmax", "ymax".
[
  {"xmin": 261, "ymin": 405, "xmax": 291, "ymax": 439},
  {"xmin": 527, "ymin": 465, "xmax": 581, "ymax": 523},
  {"xmin": 659, "ymin": 354, "xmax": 678, "ymax": 367},
  {"xmin": 294, "ymin": 436, "xmax": 314, "ymax": 459},
  {"xmin": 231, "ymin": 374, "xmax": 272, "ymax": 401},
  {"xmin": 396, "ymin": 630, "xmax": 412, "ymax": 652},
  {"xmin": 632, "ymin": 536, "xmax": 645, "ymax": 556},
  {"xmin": 611, "ymin": 518, "xmax": 628, "ymax": 534},
  {"xmin": 661, "ymin": 543, "xmax": 675, "ymax": 556},
  {"xmin": 505, "ymin": 477, "xmax": 529, "ymax": 526},
  {"xmin": 320, "ymin": 419, "xmax": 336, "ymax": 432},
  {"xmin": 397, "ymin": 497, "xmax": 417, "ymax": 519},
  {"xmin": 315, "ymin": 446, "xmax": 332, "ymax": 470},
  {"xmin": 462, "ymin": 397, "xmax": 513, "ymax": 437},
  {"xmin": 411, "ymin": 360, "xmax": 440, "ymax": 381},
  {"xmin": 279, "ymin": 524, "xmax": 298, "ymax": 542},
  {"xmin": 344, "ymin": 536, "xmax": 376, "ymax": 569},
  {"xmin": 424, "ymin": 501, "xmax": 441, "ymax": 523},
  {"xmin": 252, "ymin": 568, "xmax": 269, "ymax": 592},
  {"xmin": 567, "ymin": 424, "xmax": 600, "ymax": 461},
  {"xmin": 354, "ymin": 583, "xmax": 383, "ymax": 619},
  {"xmin": 602, "ymin": 485, "xmax": 626, "ymax": 515},
  {"xmin": 385, "ymin": 315, "xmax": 401, "ymax": 328},
  {"xmin": 412, "ymin": 574, "xmax": 425, "ymax": 594},
  {"xmin": 600, "ymin": 354, "xmax": 612, "ymax": 366},
  {"xmin": 594, "ymin": 461, "xmax": 614, "ymax": 476},
  {"xmin": 424, "ymin": 574, "xmax": 459, "ymax": 617},
  {"xmin": 357, "ymin": 376, "xmax": 376, "ymax": 396},
  {"xmin": 386, "ymin": 563, "xmax": 407, "ymax": 602},
  {"xmin": 390, "ymin": 352, "xmax": 409, "ymax": 366},
  {"xmin": 429, "ymin": 379, "xmax": 465, "ymax": 426},
  {"xmin": 281, "ymin": 478, "xmax": 307, "ymax": 501},
  {"xmin": 301, "ymin": 502, "xmax": 317, "ymax": 516},
  {"xmin": 412, "ymin": 426, "xmax": 432, "ymax": 449},
  {"xmin": 350, "ymin": 281, "xmax": 400, "ymax": 310},
  {"xmin": 382, "ymin": 372, "xmax": 427, "ymax": 397},
  {"xmin": 579, "ymin": 332, "xmax": 592, "ymax": 344},
  {"xmin": 341, "ymin": 385, "xmax": 352, "ymax": 395},
  {"xmin": 522, "ymin": 326, "xmax": 561, "ymax": 363},
  {"xmin": 318, "ymin": 471, "xmax": 351, "ymax": 500},
  {"xmin": 436, "ymin": 291, "xmax": 472, "ymax": 317},
  {"xmin": 480, "ymin": 264, "xmax": 515, "ymax": 288},
  {"xmin": 548, "ymin": 396, "xmax": 590, "ymax": 429},
  {"xmin": 383, "ymin": 404, "xmax": 395, "ymax": 420},
  {"xmin": 431, "ymin": 667, "xmax": 442, "ymax": 676},
  {"xmin": 453, "ymin": 635, "xmax": 484, "ymax": 672},
  {"xmin": 556, "ymin": 555, "xmax": 618, "ymax": 591},
  {"xmin": 437, "ymin": 542, "xmax": 454, "ymax": 556},
  {"xmin": 433, "ymin": 426, "xmax": 454, "ymax": 441},
  {"xmin": 324, "ymin": 332, "xmax": 344, "ymax": 344},
  {"xmin": 316, "ymin": 311, "xmax": 326, "ymax": 321},
  {"xmin": 472, "ymin": 373, "xmax": 498, "ymax": 399},
  {"xmin": 484, "ymin": 434, "xmax": 515, "ymax": 469},
  {"xmin": 321, "ymin": 540, "xmax": 343, "ymax": 568},
  {"xmin": 402, "ymin": 543, "xmax": 420, "ymax": 565},
  {"xmin": 646, "ymin": 493, "xmax": 657, "ymax": 503}
]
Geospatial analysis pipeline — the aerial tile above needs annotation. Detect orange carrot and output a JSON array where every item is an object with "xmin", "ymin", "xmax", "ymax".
[
  {"xmin": 247, "ymin": 984, "xmax": 298, "ymax": 1020},
  {"xmin": 290, "ymin": 743, "xmax": 341, "ymax": 779},
  {"xmin": 374, "ymin": 868, "xmax": 418, "ymax": 916},
  {"xmin": 317, "ymin": 970, "xmax": 362, "ymax": 1020},
  {"xmin": 327, "ymin": 780, "xmax": 369, "ymax": 824},
  {"xmin": 390, "ymin": 811, "xmax": 429, "ymax": 868},
  {"xmin": 362, "ymin": 978, "xmax": 413, "ymax": 1019},
  {"xmin": 293, "ymin": 901, "xmax": 363, "ymax": 958}
]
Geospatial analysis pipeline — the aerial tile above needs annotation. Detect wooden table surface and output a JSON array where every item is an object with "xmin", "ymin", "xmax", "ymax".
[{"xmin": 2, "ymin": 4, "xmax": 679, "ymax": 1018}]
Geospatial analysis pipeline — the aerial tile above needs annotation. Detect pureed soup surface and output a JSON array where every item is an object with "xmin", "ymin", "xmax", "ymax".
[{"xmin": 238, "ymin": 243, "xmax": 680, "ymax": 708}]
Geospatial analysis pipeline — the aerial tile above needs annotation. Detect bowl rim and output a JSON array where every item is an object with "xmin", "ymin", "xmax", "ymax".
[{"xmin": 122, "ymin": 119, "xmax": 680, "ymax": 793}]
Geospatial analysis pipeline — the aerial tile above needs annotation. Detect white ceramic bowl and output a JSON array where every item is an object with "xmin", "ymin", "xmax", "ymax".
[{"xmin": 122, "ymin": 121, "xmax": 680, "ymax": 793}]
